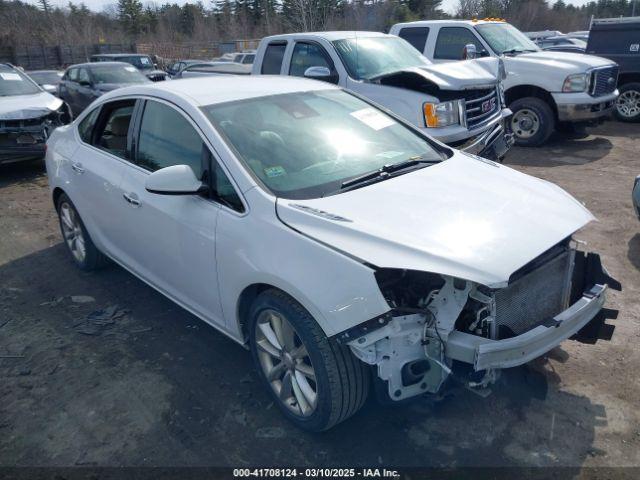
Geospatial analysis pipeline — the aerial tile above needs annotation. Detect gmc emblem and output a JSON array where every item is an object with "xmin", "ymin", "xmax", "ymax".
[{"xmin": 482, "ymin": 98, "xmax": 496, "ymax": 113}]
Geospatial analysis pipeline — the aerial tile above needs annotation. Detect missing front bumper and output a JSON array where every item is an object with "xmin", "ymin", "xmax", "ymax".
[{"xmin": 446, "ymin": 284, "xmax": 607, "ymax": 371}]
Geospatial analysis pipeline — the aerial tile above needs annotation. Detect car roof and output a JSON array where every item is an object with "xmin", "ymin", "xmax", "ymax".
[
  {"xmin": 394, "ymin": 20, "xmax": 503, "ymax": 27},
  {"xmin": 108, "ymin": 75, "xmax": 339, "ymax": 106},
  {"xmin": 266, "ymin": 31, "xmax": 390, "ymax": 41},
  {"xmin": 67, "ymin": 61, "xmax": 134, "ymax": 69},
  {"xmin": 27, "ymin": 69, "xmax": 63, "ymax": 74},
  {"xmin": 92, "ymin": 53, "xmax": 148, "ymax": 57}
]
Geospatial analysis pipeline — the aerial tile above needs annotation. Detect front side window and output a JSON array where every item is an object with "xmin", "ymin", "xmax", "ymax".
[
  {"xmin": 261, "ymin": 42, "xmax": 287, "ymax": 74},
  {"xmin": 95, "ymin": 101, "xmax": 135, "ymax": 159},
  {"xmin": 333, "ymin": 37, "xmax": 430, "ymax": 81},
  {"xmin": 0, "ymin": 66, "xmax": 42, "ymax": 96},
  {"xmin": 289, "ymin": 43, "xmax": 332, "ymax": 77},
  {"xmin": 398, "ymin": 27, "xmax": 430, "ymax": 53},
  {"xmin": 203, "ymin": 90, "xmax": 443, "ymax": 200},
  {"xmin": 137, "ymin": 101, "xmax": 204, "ymax": 179},
  {"xmin": 434, "ymin": 27, "xmax": 485, "ymax": 60},
  {"xmin": 475, "ymin": 23, "xmax": 539, "ymax": 55},
  {"xmin": 68, "ymin": 68, "xmax": 79, "ymax": 82}
]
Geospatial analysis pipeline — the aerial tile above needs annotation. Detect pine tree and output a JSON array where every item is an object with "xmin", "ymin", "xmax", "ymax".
[{"xmin": 118, "ymin": 0, "xmax": 144, "ymax": 37}]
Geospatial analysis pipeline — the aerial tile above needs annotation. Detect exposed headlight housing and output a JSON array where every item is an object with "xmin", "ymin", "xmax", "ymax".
[
  {"xmin": 423, "ymin": 100, "xmax": 460, "ymax": 128},
  {"xmin": 562, "ymin": 72, "xmax": 591, "ymax": 93}
]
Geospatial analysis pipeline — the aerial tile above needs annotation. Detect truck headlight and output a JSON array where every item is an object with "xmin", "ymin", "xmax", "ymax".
[
  {"xmin": 424, "ymin": 100, "xmax": 460, "ymax": 128},
  {"xmin": 562, "ymin": 73, "xmax": 591, "ymax": 93}
]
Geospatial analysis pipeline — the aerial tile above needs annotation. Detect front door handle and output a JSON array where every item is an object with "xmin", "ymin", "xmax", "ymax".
[
  {"xmin": 71, "ymin": 162, "xmax": 85, "ymax": 174},
  {"xmin": 123, "ymin": 192, "xmax": 141, "ymax": 207}
]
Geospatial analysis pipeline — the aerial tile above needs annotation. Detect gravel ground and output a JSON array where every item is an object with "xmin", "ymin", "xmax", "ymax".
[{"xmin": 0, "ymin": 122, "xmax": 639, "ymax": 472}]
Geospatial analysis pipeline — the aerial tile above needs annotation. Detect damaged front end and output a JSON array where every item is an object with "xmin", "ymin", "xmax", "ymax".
[
  {"xmin": 0, "ymin": 103, "xmax": 71, "ymax": 164},
  {"xmin": 337, "ymin": 240, "xmax": 620, "ymax": 402}
]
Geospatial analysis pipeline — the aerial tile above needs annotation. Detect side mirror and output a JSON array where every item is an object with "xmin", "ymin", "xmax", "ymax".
[
  {"xmin": 79, "ymin": 79, "xmax": 92, "ymax": 87},
  {"xmin": 463, "ymin": 43, "xmax": 477, "ymax": 60},
  {"xmin": 145, "ymin": 165, "xmax": 207, "ymax": 195},
  {"xmin": 304, "ymin": 66, "xmax": 339, "ymax": 84}
]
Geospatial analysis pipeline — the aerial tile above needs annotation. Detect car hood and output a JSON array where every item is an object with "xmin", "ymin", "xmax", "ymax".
[
  {"xmin": 374, "ymin": 57, "xmax": 500, "ymax": 90},
  {"xmin": 0, "ymin": 91, "xmax": 62, "ymax": 120},
  {"xmin": 505, "ymin": 51, "xmax": 615, "ymax": 73},
  {"xmin": 276, "ymin": 152, "xmax": 594, "ymax": 287}
]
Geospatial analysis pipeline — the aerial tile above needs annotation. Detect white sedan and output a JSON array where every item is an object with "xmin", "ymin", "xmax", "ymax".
[{"xmin": 45, "ymin": 76, "xmax": 618, "ymax": 431}]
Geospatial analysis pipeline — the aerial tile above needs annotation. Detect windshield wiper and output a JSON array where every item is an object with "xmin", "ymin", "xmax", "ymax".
[
  {"xmin": 338, "ymin": 156, "xmax": 439, "ymax": 191},
  {"xmin": 502, "ymin": 48, "xmax": 537, "ymax": 55}
]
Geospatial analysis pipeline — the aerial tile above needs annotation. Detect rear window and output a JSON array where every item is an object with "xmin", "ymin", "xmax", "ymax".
[{"xmin": 261, "ymin": 42, "xmax": 287, "ymax": 74}]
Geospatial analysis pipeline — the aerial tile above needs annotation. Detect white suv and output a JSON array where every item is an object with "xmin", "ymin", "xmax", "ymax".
[{"xmin": 45, "ymin": 76, "xmax": 618, "ymax": 431}]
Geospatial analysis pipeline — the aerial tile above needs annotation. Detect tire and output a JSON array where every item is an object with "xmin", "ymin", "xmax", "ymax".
[
  {"xmin": 509, "ymin": 97, "xmax": 555, "ymax": 147},
  {"xmin": 614, "ymin": 82, "xmax": 640, "ymax": 123},
  {"xmin": 249, "ymin": 289, "xmax": 370, "ymax": 431},
  {"xmin": 56, "ymin": 193, "xmax": 107, "ymax": 271}
]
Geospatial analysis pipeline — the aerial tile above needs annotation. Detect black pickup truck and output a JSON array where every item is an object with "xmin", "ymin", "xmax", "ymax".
[{"xmin": 587, "ymin": 17, "xmax": 640, "ymax": 122}]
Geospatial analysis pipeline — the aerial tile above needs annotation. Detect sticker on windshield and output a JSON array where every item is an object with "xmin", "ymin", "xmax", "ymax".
[
  {"xmin": 376, "ymin": 151, "xmax": 404, "ymax": 159},
  {"xmin": 124, "ymin": 66, "xmax": 137, "ymax": 72},
  {"xmin": 0, "ymin": 73, "xmax": 22, "ymax": 81},
  {"xmin": 264, "ymin": 166, "xmax": 286, "ymax": 178},
  {"xmin": 350, "ymin": 108, "xmax": 396, "ymax": 130}
]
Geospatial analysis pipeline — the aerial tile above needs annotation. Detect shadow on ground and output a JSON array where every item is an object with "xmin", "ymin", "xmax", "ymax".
[
  {"xmin": 0, "ymin": 244, "xmax": 607, "ymax": 470},
  {"xmin": 627, "ymin": 234, "xmax": 640, "ymax": 271},
  {"xmin": 0, "ymin": 160, "xmax": 46, "ymax": 189}
]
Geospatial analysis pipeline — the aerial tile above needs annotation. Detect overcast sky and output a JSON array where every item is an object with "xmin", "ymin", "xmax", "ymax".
[{"xmin": 28, "ymin": 0, "xmax": 593, "ymax": 15}]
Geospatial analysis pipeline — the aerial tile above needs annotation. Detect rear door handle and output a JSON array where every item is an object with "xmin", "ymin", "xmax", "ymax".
[
  {"xmin": 123, "ymin": 192, "xmax": 141, "ymax": 207},
  {"xmin": 71, "ymin": 162, "xmax": 85, "ymax": 174}
]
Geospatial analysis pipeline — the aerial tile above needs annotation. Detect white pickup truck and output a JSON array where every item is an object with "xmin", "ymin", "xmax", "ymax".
[
  {"xmin": 390, "ymin": 20, "xmax": 619, "ymax": 146},
  {"xmin": 250, "ymin": 31, "xmax": 514, "ymax": 160}
]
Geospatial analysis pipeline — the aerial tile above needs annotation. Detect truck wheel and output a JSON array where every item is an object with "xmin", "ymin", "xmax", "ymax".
[
  {"xmin": 56, "ymin": 193, "xmax": 107, "ymax": 271},
  {"xmin": 509, "ymin": 97, "xmax": 555, "ymax": 147},
  {"xmin": 249, "ymin": 289, "xmax": 369, "ymax": 431},
  {"xmin": 615, "ymin": 83, "xmax": 640, "ymax": 122}
]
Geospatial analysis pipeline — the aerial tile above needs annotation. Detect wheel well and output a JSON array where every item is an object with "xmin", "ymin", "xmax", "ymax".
[
  {"xmin": 52, "ymin": 187, "xmax": 65, "ymax": 209},
  {"xmin": 505, "ymin": 85, "xmax": 557, "ymax": 118},
  {"xmin": 618, "ymin": 73, "xmax": 640, "ymax": 87},
  {"xmin": 236, "ymin": 283, "xmax": 276, "ymax": 342}
]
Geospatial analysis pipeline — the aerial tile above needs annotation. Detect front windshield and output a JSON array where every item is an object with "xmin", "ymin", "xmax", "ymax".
[
  {"xmin": 203, "ymin": 90, "xmax": 443, "ymax": 199},
  {"xmin": 476, "ymin": 23, "xmax": 540, "ymax": 54},
  {"xmin": 333, "ymin": 37, "xmax": 431, "ymax": 80},
  {"xmin": 91, "ymin": 65, "xmax": 149, "ymax": 84},
  {"xmin": 0, "ymin": 66, "xmax": 42, "ymax": 96},
  {"xmin": 28, "ymin": 71, "xmax": 63, "ymax": 85}
]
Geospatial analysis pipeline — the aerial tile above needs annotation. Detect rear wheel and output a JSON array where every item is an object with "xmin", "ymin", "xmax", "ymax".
[
  {"xmin": 509, "ymin": 97, "xmax": 555, "ymax": 147},
  {"xmin": 615, "ymin": 82, "xmax": 640, "ymax": 122},
  {"xmin": 249, "ymin": 289, "xmax": 369, "ymax": 431},
  {"xmin": 56, "ymin": 193, "xmax": 107, "ymax": 271}
]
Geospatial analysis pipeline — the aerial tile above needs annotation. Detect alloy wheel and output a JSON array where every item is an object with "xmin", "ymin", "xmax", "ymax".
[
  {"xmin": 59, "ymin": 202, "xmax": 86, "ymax": 263},
  {"xmin": 511, "ymin": 109, "xmax": 540, "ymax": 139},
  {"xmin": 255, "ymin": 309, "xmax": 318, "ymax": 417},
  {"xmin": 616, "ymin": 90, "xmax": 640, "ymax": 119}
]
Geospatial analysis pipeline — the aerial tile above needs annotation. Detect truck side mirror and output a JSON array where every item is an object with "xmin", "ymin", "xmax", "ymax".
[
  {"xmin": 304, "ymin": 66, "xmax": 339, "ymax": 85},
  {"xmin": 463, "ymin": 44, "xmax": 477, "ymax": 60}
]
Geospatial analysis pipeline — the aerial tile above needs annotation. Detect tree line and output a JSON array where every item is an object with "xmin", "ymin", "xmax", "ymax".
[{"xmin": 0, "ymin": 0, "xmax": 637, "ymax": 49}]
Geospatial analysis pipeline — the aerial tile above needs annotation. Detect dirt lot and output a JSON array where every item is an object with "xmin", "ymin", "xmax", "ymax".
[{"xmin": 1, "ymin": 122, "xmax": 639, "ymax": 472}]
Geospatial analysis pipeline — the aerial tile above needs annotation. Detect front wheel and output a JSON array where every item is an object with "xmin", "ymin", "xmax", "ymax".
[
  {"xmin": 509, "ymin": 97, "xmax": 555, "ymax": 147},
  {"xmin": 615, "ymin": 83, "xmax": 640, "ymax": 122},
  {"xmin": 249, "ymin": 289, "xmax": 369, "ymax": 431}
]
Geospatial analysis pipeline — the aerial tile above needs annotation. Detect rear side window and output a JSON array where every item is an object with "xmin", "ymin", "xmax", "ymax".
[
  {"xmin": 261, "ymin": 42, "xmax": 287, "ymax": 74},
  {"xmin": 94, "ymin": 101, "xmax": 135, "ymax": 159},
  {"xmin": 398, "ymin": 27, "xmax": 430, "ymax": 53},
  {"xmin": 136, "ymin": 100, "xmax": 204, "ymax": 179},
  {"xmin": 78, "ymin": 107, "xmax": 101, "ymax": 144},
  {"xmin": 434, "ymin": 27, "xmax": 483, "ymax": 60}
]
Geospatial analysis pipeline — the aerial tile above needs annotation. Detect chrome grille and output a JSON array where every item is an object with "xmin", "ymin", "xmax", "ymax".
[
  {"xmin": 464, "ymin": 88, "xmax": 500, "ymax": 129},
  {"xmin": 590, "ymin": 66, "xmax": 618, "ymax": 97},
  {"xmin": 493, "ymin": 251, "xmax": 572, "ymax": 339}
]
